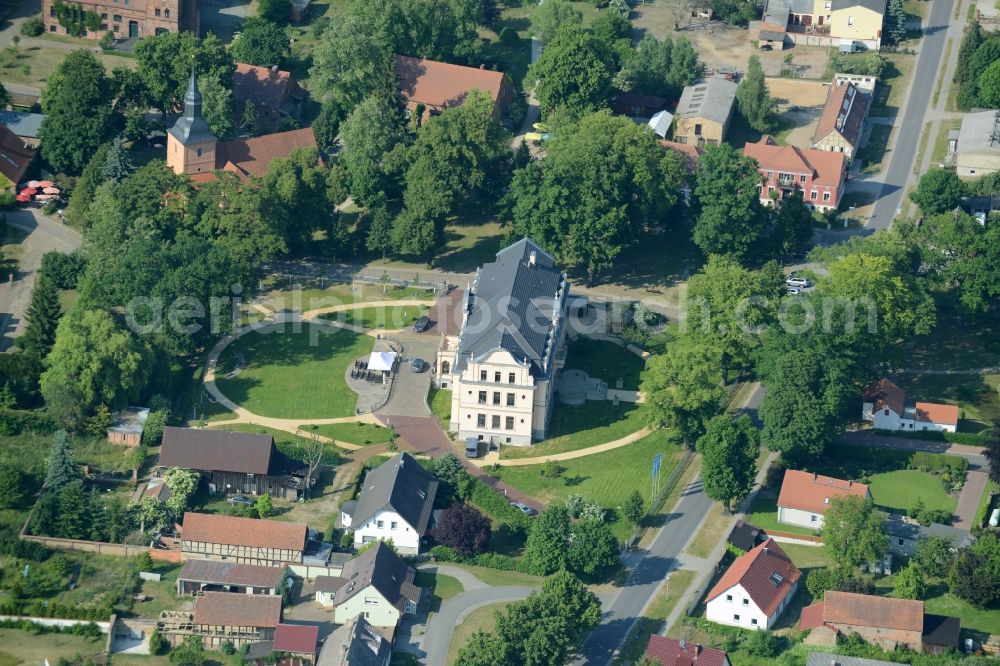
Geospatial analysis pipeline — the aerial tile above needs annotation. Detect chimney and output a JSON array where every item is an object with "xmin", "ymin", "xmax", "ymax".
[
  {"xmin": 813, "ymin": 471, "xmax": 818, "ymax": 480},
  {"xmin": 679, "ymin": 640, "xmax": 686, "ymax": 650},
  {"xmin": 529, "ymin": 250, "xmax": 537, "ymax": 266},
  {"xmin": 694, "ymin": 644, "xmax": 702, "ymax": 655},
  {"xmin": 849, "ymin": 480, "xmax": 853, "ymax": 487}
]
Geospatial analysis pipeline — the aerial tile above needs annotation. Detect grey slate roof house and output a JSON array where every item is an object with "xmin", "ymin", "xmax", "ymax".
[
  {"xmin": 434, "ymin": 238, "xmax": 571, "ymax": 446},
  {"xmin": 674, "ymin": 77, "xmax": 738, "ymax": 147},
  {"xmin": 886, "ymin": 516, "xmax": 974, "ymax": 557},
  {"xmin": 0, "ymin": 111, "xmax": 43, "ymax": 148},
  {"xmin": 805, "ymin": 654, "xmax": 898, "ymax": 666},
  {"xmin": 158, "ymin": 427, "xmax": 312, "ymax": 499},
  {"xmin": 340, "ymin": 453, "xmax": 438, "ymax": 554},
  {"xmin": 317, "ymin": 615, "xmax": 392, "ymax": 666}
]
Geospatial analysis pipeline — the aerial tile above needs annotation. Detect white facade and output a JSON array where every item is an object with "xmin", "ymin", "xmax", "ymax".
[
  {"xmin": 777, "ymin": 505, "xmax": 825, "ymax": 530},
  {"xmin": 440, "ymin": 348, "xmax": 561, "ymax": 446},
  {"xmin": 706, "ymin": 581, "xmax": 797, "ymax": 630},
  {"xmin": 344, "ymin": 509, "xmax": 422, "ymax": 555},
  {"xmin": 331, "ymin": 584, "xmax": 415, "ymax": 628},
  {"xmin": 862, "ymin": 402, "xmax": 957, "ymax": 433}
]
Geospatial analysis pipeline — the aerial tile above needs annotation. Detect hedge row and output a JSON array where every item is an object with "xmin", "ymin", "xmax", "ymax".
[
  {"xmin": 873, "ymin": 428, "xmax": 990, "ymax": 446},
  {"xmin": 0, "ymin": 618, "xmax": 102, "ymax": 637},
  {"xmin": 429, "ymin": 545, "xmax": 539, "ymax": 575},
  {"xmin": 910, "ymin": 451, "xmax": 969, "ymax": 475},
  {"xmin": 0, "ymin": 601, "xmax": 113, "ymax": 622},
  {"xmin": 0, "ymin": 409, "xmax": 57, "ymax": 436},
  {"xmin": 468, "ymin": 478, "xmax": 532, "ymax": 531}
]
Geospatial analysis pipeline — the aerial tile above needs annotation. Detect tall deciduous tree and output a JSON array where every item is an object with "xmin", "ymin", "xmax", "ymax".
[
  {"xmin": 693, "ymin": 144, "xmax": 769, "ymax": 259},
  {"xmin": 642, "ymin": 339, "xmax": 725, "ymax": 447},
  {"xmin": 697, "ymin": 414, "xmax": 760, "ymax": 511},
  {"xmin": 774, "ymin": 191, "xmax": 815, "ymax": 255},
  {"xmin": 260, "ymin": 148, "xmax": 344, "ymax": 254},
  {"xmin": 39, "ymin": 50, "xmax": 116, "ymax": 174},
  {"xmin": 823, "ymin": 495, "xmax": 888, "ymax": 570},
  {"xmin": 525, "ymin": 505, "xmax": 570, "ymax": 575},
  {"xmin": 736, "ymin": 55, "xmax": 774, "ymax": 132},
  {"xmin": 309, "ymin": 15, "xmax": 397, "ymax": 114},
  {"xmin": 528, "ymin": 24, "xmax": 613, "ymax": 114},
  {"xmin": 432, "ymin": 503, "xmax": 492, "ymax": 557},
  {"xmin": 909, "ymin": 168, "xmax": 967, "ymax": 215},
  {"xmin": 198, "ymin": 70, "xmax": 234, "ymax": 139},
  {"xmin": 567, "ymin": 519, "xmax": 619, "ymax": 576},
  {"xmin": 893, "ymin": 561, "xmax": 926, "ymax": 599},
  {"xmin": 340, "ymin": 93, "xmax": 405, "ymax": 205},
  {"xmin": 886, "ymin": 0, "xmax": 907, "ymax": 44},
  {"xmin": 622, "ymin": 35, "xmax": 702, "ymax": 100},
  {"xmin": 508, "ymin": 111, "xmax": 686, "ymax": 279},
  {"xmin": 230, "ymin": 17, "xmax": 290, "ymax": 67},
  {"xmin": 530, "ymin": 0, "xmax": 582, "ymax": 43},
  {"xmin": 134, "ymin": 32, "xmax": 233, "ymax": 116}
]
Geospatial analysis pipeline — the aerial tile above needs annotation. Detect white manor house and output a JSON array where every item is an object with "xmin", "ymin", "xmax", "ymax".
[{"xmin": 434, "ymin": 238, "xmax": 569, "ymax": 447}]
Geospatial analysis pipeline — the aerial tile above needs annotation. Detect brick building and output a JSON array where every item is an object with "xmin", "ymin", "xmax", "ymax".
[
  {"xmin": 180, "ymin": 512, "xmax": 308, "ymax": 567},
  {"xmin": 42, "ymin": 0, "xmax": 195, "ymax": 40},
  {"xmin": 743, "ymin": 135, "xmax": 847, "ymax": 212}
]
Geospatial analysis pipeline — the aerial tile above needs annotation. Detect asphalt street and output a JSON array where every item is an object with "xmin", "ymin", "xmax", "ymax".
[
  {"xmin": 577, "ymin": 384, "xmax": 764, "ymax": 665},
  {"xmin": 868, "ymin": 0, "xmax": 955, "ymax": 229}
]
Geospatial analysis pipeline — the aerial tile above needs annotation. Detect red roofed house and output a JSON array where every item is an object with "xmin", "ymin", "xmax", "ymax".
[
  {"xmin": 0, "ymin": 123, "xmax": 35, "ymax": 193},
  {"xmin": 776, "ymin": 469, "xmax": 871, "ymax": 530},
  {"xmin": 271, "ymin": 623, "xmax": 319, "ymax": 664},
  {"xmin": 800, "ymin": 591, "xmax": 961, "ymax": 654},
  {"xmin": 394, "ymin": 55, "xmax": 513, "ymax": 121},
  {"xmin": 232, "ymin": 63, "xmax": 305, "ymax": 131},
  {"xmin": 645, "ymin": 635, "xmax": 730, "ymax": 666},
  {"xmin": 862, "ymin": 378, "xmax": 959, "ymax": 433},
  {"xmin": 705, "ymin": 539, "xmax": 801, "ymax": 630},
  {"xmin": 180, "ymin": 512, "xmax": 308, "ymax": 567},
  {"xmin": 168, "ymin": 71, "xmax": 318, "ymax": 182},
  {"xmin": 743, "ymin": 135, "xmax": 846, "ymax": 212},
  {"xmin": 810, "ymin": 80, "xmax": 871, "ymax": 164}
]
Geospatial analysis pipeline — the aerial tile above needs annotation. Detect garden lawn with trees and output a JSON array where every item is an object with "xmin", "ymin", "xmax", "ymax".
[
  {"xmin": 501, "ymin": 402, "xmax": 649, "ymax": 459},
  {"xmin": 492, "ymin": 431, "xmax": 683, "ymax": 540},
  {"xmin": 214, "ymin": 325, "xmax": 374, "ymax": 419}
]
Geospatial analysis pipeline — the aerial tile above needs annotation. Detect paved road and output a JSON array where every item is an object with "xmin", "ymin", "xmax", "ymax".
[
  {"xmin": 868, "ymin": 0, "xmax": 955, "ymax": 229},
  {"xmin": 0, "ymin": 211, "xmax": 81, "ymax": 352},
  {"xmin": 419, "ymin": 585, "xmax": 538, "ymax": 665},
  {"xmin": 577, "ymin": 383, "xmax": 765, "ymax": 665}
]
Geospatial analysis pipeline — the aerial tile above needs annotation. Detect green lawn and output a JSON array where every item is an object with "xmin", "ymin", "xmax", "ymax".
[
  {"xmin": 565, "ymin": 338, "xmax": 646, "ymax": 389},
  {"xmin": 319, "ymin": 304, "xmax": 429, "ymax": 330},
  {"xmin": 868, "ymin": 469, "xmax": 956, "ymax": 514},
  {"xmin": 414, "ymin": 570, "xmax": 464, "ymax": 613},
  {"xmin": 256, "ymin": 281, "xmax": 435, "ymax": 313},
  {"xmin": 437, "ymin": 562, "xmax": 543, "ymax": 588},
  {"xmin": 302, "ymin": 422, "xmax": 394, "ymax": 445},
  {"xmin": 429, "ymin": 387, "xmax": 453, "ymax": 431},
  {"xmin": 494, "ymin": 431, "xmax": 683, "ymax": 540},
  {"xmin": 214, "ymin": 325, "xmax": 373, "ymax": 418},
  {"xmin": 501, "ymin": 402, "xmax": 649, "ymax": 460},
  {"xmin": 0, "ymin": 630, "xmax": 107, "ymax": 665},
  {"xmin": 746, "ymin": 494, "xmax": 820, "ymax": 537},
  {"xmin": 924, "ymin": 587, "xmax": 1000, "ymax": 636},
  {"xmin": 447, "ymin": 602, "xmax": 509, "ymax": 665}
]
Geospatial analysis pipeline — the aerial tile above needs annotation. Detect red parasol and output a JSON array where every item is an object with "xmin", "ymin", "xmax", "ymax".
[
  {"xmin": 42, "ymin": 187, "xmax": 60, "ymax": 194},
  {"xmin": 20, "ymin": 188, "xmax": 36, "ymax": 196},
  {"xmin": 38, "ymin": 180, "xmax": 54, "ymax": 188},
  {"xmin": 15, "ymin": 194, "xmax": 30, "ymax": 202},
  {"xmin": 27, "ymin": 180, "xmax": 41, "ymax": 188}
]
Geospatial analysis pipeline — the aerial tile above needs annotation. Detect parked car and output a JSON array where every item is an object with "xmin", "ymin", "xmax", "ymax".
[
  {"xmin": 410, "ymin": 358, "xmax": 427, "ymax": 373},
  {"xmin": 227, "ymin": 494, "xmax": 253, "ymax": 506},
  {"xmin": 786, "ymin": 276, "xmax": 809, "ymax": 288},
  {"xmin": 759, "ymin": 43, "xmax": 773, "ymax": 51},
  {"xmin": 413, "ymin": 315, "xmax": 430, "ymax": 332},
  {"xmin": 465, "ymin": 437, "xmax": 480, "ymax": 459},
  {"xmin": 511, "ymin": 502, "xmax": 537, "ymax": 516},
  {"xmin": 785, "ymin": 287, "xmax": 801, "ymax": 295}
]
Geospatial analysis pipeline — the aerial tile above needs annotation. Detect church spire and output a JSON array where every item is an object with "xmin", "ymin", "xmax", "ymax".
[
  {"xmin": 167, "ymin": 68, "xmax": 217, "ymax": 147},
  {"xmin": 183, "ymin": 68, "xmax": 202, "ymax": 122}
]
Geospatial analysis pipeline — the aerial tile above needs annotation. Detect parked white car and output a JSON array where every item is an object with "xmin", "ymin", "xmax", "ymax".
[{"xmin": 786, "ymin": 276, "xmax": 809, "ymax": 288}]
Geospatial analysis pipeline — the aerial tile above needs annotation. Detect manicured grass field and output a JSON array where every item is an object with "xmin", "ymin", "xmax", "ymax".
[
  {"xmin": 867, "ymin": 469, "xmax": 956, "ymax": 515},
  {"xmin": 924, "ymin": 588, "xmax": 1000, "ymax": 635},
  {"xmin": 565, "ymin": 338, "xmax": 646, "ymax": 389},
  {"xmin": 429, "ymin": 387, "xmax": 453, "ymax": 431},
  {"xmin": 447, "ymin": 601, "xmax": 509, "ymax": 665},
  {"xmin": 257, "ymin": 281, "xmax": 435, "ymax": 312},
  {"xmin": 215, "ymin": 325, "xmax": 373, "ymax": 418},
  {"xmin": 745, "ymin": 495, "xmax": 820, "ymax": 537},
  {"xmin": 304, "ymin": 422, "xmax": 394, "ymax": 445},
  {"xmin": 413, "ymin": 570, "xmax": 464, "ymax": 613},
  {"xmin": 501, "ymin": 402, "xmax": 649, "ymax": 459},
  {"xmin": 320, "ymin": 304, "xmax": 429, "ymax": 330},
  {"xmin": 494, "ymin": 431, "xmax": 683, "ymax": 539}
]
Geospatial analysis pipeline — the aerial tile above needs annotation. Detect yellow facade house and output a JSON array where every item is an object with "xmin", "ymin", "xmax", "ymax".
[{"xmin": 829, "ymin": 0, "xmax": 887, "ymax": 49}]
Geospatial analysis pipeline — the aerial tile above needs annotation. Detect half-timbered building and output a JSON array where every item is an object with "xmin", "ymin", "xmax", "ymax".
[{"xmin": 180, "ymin": 512, "xmax": 307, "ymax": 567}]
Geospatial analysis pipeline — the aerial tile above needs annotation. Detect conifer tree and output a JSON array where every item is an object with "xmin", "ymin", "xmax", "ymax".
[{"xmin": 17, "ymin": 276, "xmax": 62, "ymax": 364}]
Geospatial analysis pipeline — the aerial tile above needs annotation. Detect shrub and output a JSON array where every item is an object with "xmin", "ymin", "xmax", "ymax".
[
  {"xmin": 40, "ymin": 251, "xmax": 86, "ymax": 290},
  {"xmin": 469, "ymin": 477, "xmax": 532, "ymax": 531},
  {"xmin": 340, "ymin": 530, "xmax": 354, "ymax": 550},
  {"xmin": 221, "ymin": 641, "xmax": 236, "ymax": 655},
  {"xmin": 149, "ymin": 629, "xmax": 167, "ymax": 655},
  {"xmin": 135, "ymin": 551, "xmax": 153, "ymax": 571},
  {"xmin": 499, "ymin": 26, "xmax": 520, "ymax": 45},
  {"xmin": 21, "ymin": 16, "xmax": 44, "ymax": 37}
]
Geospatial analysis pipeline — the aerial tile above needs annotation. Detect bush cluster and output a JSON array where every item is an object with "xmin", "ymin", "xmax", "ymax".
[
  {"xmin": 0, "ymin": 618, "xmax": 102, "ymax": 637},
  {"xmin": 428, "ymin": 545, "xmax": 538, "ymax": 574},
  {"xmin": 468, "ymin": 477, "xmax": 532, "ymax": 531},
  {"xmin": 0, "ymin": 409, "xmax": 57, "ymax": 436}
]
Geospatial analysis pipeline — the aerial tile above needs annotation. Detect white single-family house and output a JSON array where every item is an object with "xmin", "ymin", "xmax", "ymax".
[
  {"xmin": 313, "ymin": 542, "xmax": 421, "ymax": 629},
  {"xmin": 862, "ymin": 378, "xmax": 959, "ymax": 433},
  {"xmin": 340, "ymin": 453, "xmax": 439, "ymax": 555},
  {"xmin": 705, "ymin": 539, "xmax": 801, "ymax": 630},
  {"xmin": 776, "ymin": 469, "xmax": 872, "ymax": 530}
]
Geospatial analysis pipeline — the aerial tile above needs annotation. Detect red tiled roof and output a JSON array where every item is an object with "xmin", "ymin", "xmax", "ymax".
[
  {"xmin": 214, "ymin": 127, "xmax": 318, "ymax": 179},
  {"xmin": 0, "ymin": 123, "xmax": 34, "ymax": 185},
  {"xmin": 178, "ymin": 559, "xmax": 285, "ymax": 589},
  {"xmin": 914, "ymin": 402, "xmax": 959, "ymax": 426},
  {"xmin": 818, "ymin": 591, "xmax": 924, "ymax": 633},
  {"xmin": 799, "ymin": 601, "xmax": 826, "ymax": 629},
  {"xmin": 193, "ymin": 591, "xmax": 282, "ymax": 628},
  {"xmin": 777, "ymin": 469, "xmax": 870, "ymax": 515},
  {"xmin": 743, "ymin": 135, "xmax": 846, "ymax": 188},
  {"xmin": 812, "ymin": 81, "xmax": 870, "ymax": 147},
  {"xmin": 273, "ymin": 623, "xmax": 319, "ymax": 654},
  {"xmin": 394, "ymin": 55, "xmax": 507, "ymax": 110},
  {"xmin": 645, "ymin": 635, "xmax": 728, "ymax": 666},
  {"xmin": 233, "ymin": 63, "xmax": 292, "ymax": 113},
  {"xmin": 660, "ymin": 140, "xmax": 703, "ymax": 173},
  {"xmin": 706, "ymin": 539, "xmax": 800, "ymax": 616},
  {"xmin": 864, "ymin": 378, "xmax": 905, "ymax": 415},
  {"xmin": 181, "ymin": 512, "xmax": 307, "ymax": 552}
]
